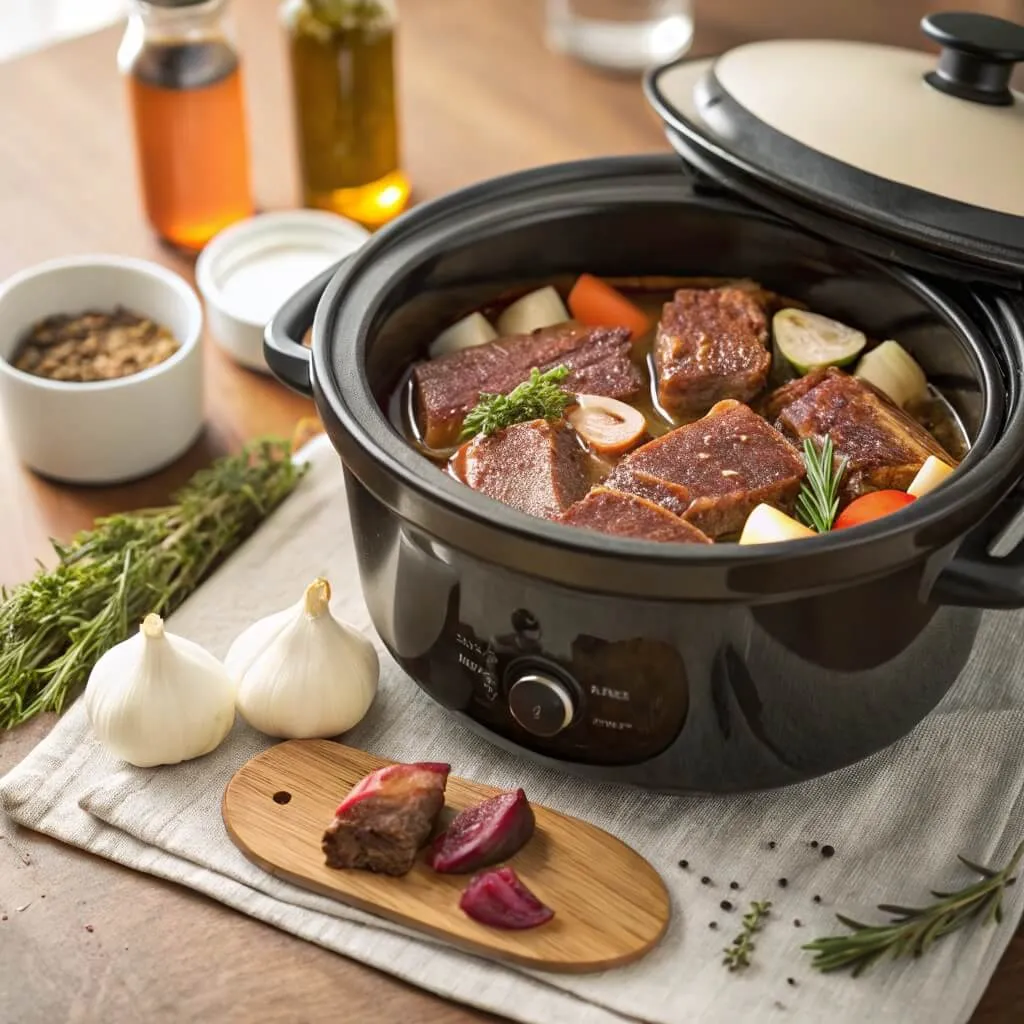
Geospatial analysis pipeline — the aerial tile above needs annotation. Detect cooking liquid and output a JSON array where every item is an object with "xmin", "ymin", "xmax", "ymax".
[{"xmin": 127, "ymin": 41, "xmax": 253, "ymax": 252}]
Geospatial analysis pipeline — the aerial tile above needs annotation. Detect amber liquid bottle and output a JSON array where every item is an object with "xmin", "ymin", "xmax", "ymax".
[
  {"xmin": 282, "ymin": 0, "xmax": 410, "ymax": 228},
  {"xmin": 120, "ymin": 0, "xmax": 254, "ymax": 252}
]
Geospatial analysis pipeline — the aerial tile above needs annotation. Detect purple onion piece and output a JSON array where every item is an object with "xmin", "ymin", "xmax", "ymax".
[
  {"xmin": 428, "ymin": 789, "xmax": 536, "ymax": 874},
  {"xmin": 459, "ymin": 866, "xmax": 554, "ymax": 930}
]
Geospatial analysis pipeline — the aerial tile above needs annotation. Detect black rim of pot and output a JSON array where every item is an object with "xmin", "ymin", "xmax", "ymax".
[{"xmin": 304, "ymin": 156, "xmax": 1021, "ymax": 597}]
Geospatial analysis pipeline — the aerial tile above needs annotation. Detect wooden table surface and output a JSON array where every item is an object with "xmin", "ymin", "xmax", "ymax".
[{"xmin": 1, "ymin": 1, "xmax": 1022, "ymax": 1021}]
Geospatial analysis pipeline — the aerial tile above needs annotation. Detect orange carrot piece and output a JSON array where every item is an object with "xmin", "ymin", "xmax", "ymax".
[{"xmin": 568, "ymin": 274, "xmax": 650, "ymax": 340}]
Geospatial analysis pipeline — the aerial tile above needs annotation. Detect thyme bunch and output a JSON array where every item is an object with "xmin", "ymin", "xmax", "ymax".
[
  {"xmin": 0, "ymin": 439, "xmax": 307, "ymax": 729},
  {"xmin": 723, "ymin": 899, "xmax": 773, "ymax": 971}
]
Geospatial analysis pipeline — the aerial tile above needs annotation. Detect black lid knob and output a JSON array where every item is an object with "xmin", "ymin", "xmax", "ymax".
[{"xmin": 922, "ymin": 11, "xmax": 1024, "ymax": 106}]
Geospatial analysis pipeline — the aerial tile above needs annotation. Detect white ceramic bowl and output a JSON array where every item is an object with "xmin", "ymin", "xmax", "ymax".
[
  {"xmin": 196, "ymin": 210, "xmax": 370, "ymax": 373},
  {"xmin": 0, "ymin": 255, "xmax": 204, "ymax": 484}
]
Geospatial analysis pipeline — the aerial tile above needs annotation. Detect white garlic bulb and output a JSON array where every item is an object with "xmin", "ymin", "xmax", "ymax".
[
  {"xmin": 84, "ymin": 614, "xmax": 236, "ymax": 768},
  {"xmin": 226, "ymin": 578, "xmax": 379, "ymax": 739}
]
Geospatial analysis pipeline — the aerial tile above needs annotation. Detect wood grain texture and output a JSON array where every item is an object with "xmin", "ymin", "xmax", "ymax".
[
  {"xmin": 1, "ymin": 0, "xmax": 1022, "ymax": 1021},
  {"xmin": 223, "ymin": 740, "xmax": 670, "ymax": 972}
]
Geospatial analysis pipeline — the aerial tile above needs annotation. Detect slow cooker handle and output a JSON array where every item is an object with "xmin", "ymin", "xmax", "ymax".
[
  {"xmin": 263, "ymin": 262, "xmax": 340, "ymax": 396},
  {"xmin": 934, "ymin": 484, "xmax": 1024, "ymax": 608}
]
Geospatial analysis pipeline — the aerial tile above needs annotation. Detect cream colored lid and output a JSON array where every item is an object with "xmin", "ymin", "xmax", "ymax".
[{"xmin": 706, "ymin": 39, "xmax": 1024, "ymax": 217}]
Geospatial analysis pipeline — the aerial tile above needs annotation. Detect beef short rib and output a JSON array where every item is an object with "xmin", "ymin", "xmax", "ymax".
[
  {"xmin": 560, "ymin": 487, "xmax": 712, "ymax": 544},
  {"xmin": 654, "ymin": 287, "xmax": 771, "ymax": 420},
  {"xmin": 767, "ymin": 367, "xmax": 955, "ymax": 502},
  {"xmin": 414, "ymin": 324, "xmax": 643, "ymax": 448},
  {"xmin": 606, "ymin": 400, "xmax": 805, "ymax": 539},
  {"xmin": 322, "ymin": 762, "xmax": 450, "ymax": 877},
  {"xmin": 451, "ymin": 418, "xmax": 590, "ymax": 520}
]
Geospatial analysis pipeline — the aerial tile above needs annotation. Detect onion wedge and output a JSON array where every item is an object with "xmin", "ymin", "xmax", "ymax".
[
  {"xmin": 855, "ymin": 341, "xmax": 928, "ymax": 409},
  {"xmin": 907, "ymin": 455, "xmax": 955, "ymax": 498},
  {"xmin": 567, "ymin": 394, "xmax": 647, "ymax": 456},
  {"xmin": 429, "ymin": 312, "xmax": 498, "ymax": 359},
  {"xmin": 496, "ymin": 286, "xmax": 570, "ymax": 336},
  {"xmin": 739, "ymin": 504, "xmax": 816, "ymax": 545}
]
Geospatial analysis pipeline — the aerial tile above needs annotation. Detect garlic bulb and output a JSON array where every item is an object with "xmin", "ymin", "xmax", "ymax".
[
  {"xmin": 84, "ymin": 614, "xmax": 236, "ymax": 768},
  {"xmin": 226, "ymin": 578, "xmax": 379, "ymax": 739}
]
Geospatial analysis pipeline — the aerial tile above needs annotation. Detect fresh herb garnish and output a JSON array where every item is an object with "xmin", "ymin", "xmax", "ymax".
[
  {"xmin": 723, "ymin": 899, "xmax": 773, "ymax": 971},
  {"xmin": 459, "ymin": 366, "xmax": 573, "ymax": 441},
  {"xmin": 803, "ymin": 840, "xmax": 1024, "ymax": 976},
  {"xmin": 0, "ymin": 439, "xmax": 307, "ymax": 729},
  {"xmin": 795, "ymin": 437, "xmax": 848, "ymax": 533}
]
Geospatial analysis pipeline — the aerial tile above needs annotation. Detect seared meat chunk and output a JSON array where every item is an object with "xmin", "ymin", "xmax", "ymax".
[
  {"xmin": 414, "ymin": 324, "xmax": 643, "ymax": 448},
  {"xmin": 323, "ymin": 762, "xmax": 450, "ymax": 877},
  {"xmin": 767, "ymin": 367, "xmax": 955, "ymax": 502},
  {"xmin": 606, "ymin": 400, "xmax": 805, "ymax": 539},
  {"xmin": 451, "ymin": 419, "xmax": 590, "ymax": 520},
  {"xmin": 560, "ymin": 487, "xmax": 713, "ymax": 544},
  {"xmin": 654, "ymin": 287, "xmax": 771, "ymax": 420}
]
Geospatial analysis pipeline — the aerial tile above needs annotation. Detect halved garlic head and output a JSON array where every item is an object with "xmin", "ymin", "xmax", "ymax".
[
  {"xmin": 739, "ymin": 504, "xmax": 816, "ymax": 545},
  {"xmin": 907, "ymin": 455, "xmax": 955, "ymax": 498},
  {"xmin": 568, "ymin": 394, "xmax": 647, "ymax": 456}
]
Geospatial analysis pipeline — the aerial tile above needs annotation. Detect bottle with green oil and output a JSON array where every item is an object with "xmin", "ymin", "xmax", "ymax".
[{"xmin": 282, "ymin": 0, "xmax": 410, "ymax": 228}]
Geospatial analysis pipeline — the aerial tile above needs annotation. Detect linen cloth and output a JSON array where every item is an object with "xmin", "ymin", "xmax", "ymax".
[{"xmin": 3, "ymin": 435, "xmax": 1023, "ymax": 1024}]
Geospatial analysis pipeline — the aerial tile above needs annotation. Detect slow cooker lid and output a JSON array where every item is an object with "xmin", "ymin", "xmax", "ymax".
[{"xmin": 645, "ymin": 11, "xmax": 1024, "ymax": 281}]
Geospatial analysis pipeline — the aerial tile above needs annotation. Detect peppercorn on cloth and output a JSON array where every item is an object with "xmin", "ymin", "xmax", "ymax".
[{"xmin": 3, "ymin": 435, "xmax": 1023, "ymax": 1024}]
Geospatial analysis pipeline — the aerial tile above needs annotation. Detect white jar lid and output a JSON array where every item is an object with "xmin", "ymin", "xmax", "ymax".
[{"xmin": 196, "ymin": 210, "xmax": 370, "ymax": 372}]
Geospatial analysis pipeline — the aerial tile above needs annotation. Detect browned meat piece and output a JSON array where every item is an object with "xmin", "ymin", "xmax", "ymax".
[
  {"xmin": 768, "ymin": 368, "xmax": 956, "ymax": 502},
  {"xmin": 759, "ymin": 367, "xmax": 831, "ymax": 421},
  {"xmin": 414, "ymin": 324, "xmax": 643, "ymax": 448},
  {"xmin": 560, "ymin": 487, "xmax": 712, "ymax": 544},
  {"xmin": 654, "ymin": 287, "xmax": 771, "ymax": 420},
  {"xmin": 451, "ymin": 419, "xmax": 590, "ymax": 520},
  {"xmin": 322, "ymin": 762, "xmax": 450, "ymax": 876},
  {"xmin": 606, "ymin": 400, "xmax": 805, "ymax": 539}
]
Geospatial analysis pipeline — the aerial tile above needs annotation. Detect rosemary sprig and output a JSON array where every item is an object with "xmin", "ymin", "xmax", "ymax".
[
  {"xmin": 795, "ymin": 437, "xmax": 848, "ymax": 533},
  {"xmin": 804, "ymin": 841, "xmax": 1024, "ymax": 976},
  {"xmin": 0, "ymin": 439, "xmax": 307, "ymax": 729},
  {"xmin": 460, "ymin": 366, "xmax": 573, "ymax": 441},
  {"xmin": 723, "ymin": 899, "xmax": 773, "ymax": 971}
]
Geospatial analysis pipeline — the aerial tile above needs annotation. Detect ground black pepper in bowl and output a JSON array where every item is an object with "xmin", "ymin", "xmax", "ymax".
[{"xmin": 12, "ymin": 307, "xmax": 179, "ymax": 382}]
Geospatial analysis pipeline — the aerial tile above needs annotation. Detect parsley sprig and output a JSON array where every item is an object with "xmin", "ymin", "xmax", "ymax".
[
  {"xmin": 795, "ymin": 437, "xmax": 848, "ymax": 534},
  {"xmin": 459, "ymin": 365, "xmax": 573, "ymax": 441}
]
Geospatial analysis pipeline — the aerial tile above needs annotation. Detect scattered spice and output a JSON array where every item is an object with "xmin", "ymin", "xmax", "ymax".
[
  {"xmin": 810, "ymin": 841, "xmax": 819, "ymax": 849},
  {"xmin": 701, "ymin": 876, "xmax": 712, "ymax": 886},
  {"xmin": 720, "ymin": 900, "xmax": 734, "ymax": 912},
  {"xmin": 804, "ymin": 841, "xmax": 1024, "ymax": 976},
  {"xmin": 13, "ymin": 307, "xmax": 180, "ymax": 383},
  {"xmin": 812, "ymin": 895, "xmax": 822, "ymax": 904},
  {"xmin": 821, "ymin": 845, "xmax": 835, "ymax": 859},
  {"xmin": 778, "ymin": 878, "xmax": 789, "ymax": 888},
  {"xmin": 793, "ymin": 919, "xmax": 803, "ymax": 928},
  {"xmin": 723, "ymin": 899, "xmax": 772, "ymax": 971},
  {"xmin": 787, "ymin": 977, "xmax": 798, "ymax": 987},
  {"xmin": 84, "ymin": 924, "xmax": 94, "ymax": 933},
  {"xmin": 1, "ymin": 914, "xmax": 7, "ymax": 922},
  {"xmin": 729, "ymin": 881, "xmax": 740, "ymax": 890},
  {"xmin": 708, "ymin": 922, "xmax": 718, "ymax": 930},
  {"xmin": 16, "ymin": 903, "xmax": 31, "ymax": 912},
  {"xmin": 678, "ymin": 859, "xmax": 689, "ymax": 869},
  {"xmin": 767, "ymin": 841, "xmax": 777, "ymax": 850}
]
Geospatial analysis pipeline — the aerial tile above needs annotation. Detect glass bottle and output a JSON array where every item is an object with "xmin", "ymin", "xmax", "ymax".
[
  {"xmin": 118, "ymin": 0, "xmax": 254, "ymax": 252},
  {"xmin": 281, "ymin": 0, "xmax": 410, "ymax": 229}
]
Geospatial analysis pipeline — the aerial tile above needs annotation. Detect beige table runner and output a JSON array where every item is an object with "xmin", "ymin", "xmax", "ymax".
[{"xmin": 3, "ymin": 436, "xmax": 1023, "ymax": 1024}]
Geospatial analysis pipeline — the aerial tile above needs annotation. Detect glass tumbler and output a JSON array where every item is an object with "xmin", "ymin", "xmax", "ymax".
[{"xmin": 546, "ymin": 0, "xmax": 694, "ymax": 72}]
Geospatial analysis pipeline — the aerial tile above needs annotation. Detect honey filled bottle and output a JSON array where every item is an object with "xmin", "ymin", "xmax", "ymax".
[
  {"xmin": 119, "ymin": 0, "xmax": 254, "ymax": 252},
  {"xmin": 282, "ymin": 0, "xmax": 410, "ymax": 228}
]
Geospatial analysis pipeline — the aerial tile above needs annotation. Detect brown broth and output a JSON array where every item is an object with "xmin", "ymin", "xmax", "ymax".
[{"xmin": 388, "ymin": 279, "xmax": 970, "ymax": 519}]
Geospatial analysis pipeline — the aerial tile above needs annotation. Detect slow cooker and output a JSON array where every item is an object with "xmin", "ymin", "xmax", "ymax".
[{"xmin": 264, "ymin": 12, "xmax": 1024, "ymax": 792}]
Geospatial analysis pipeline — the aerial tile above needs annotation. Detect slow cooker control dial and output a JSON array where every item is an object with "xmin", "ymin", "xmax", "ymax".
[{"xmin": 508, "ymin": 673, "xmax": 575, "ymax": 738}]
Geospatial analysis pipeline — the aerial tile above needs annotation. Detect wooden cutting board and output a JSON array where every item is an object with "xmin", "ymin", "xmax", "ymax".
[{"xmin": 222, "ymin": 740, "xmax": 671, "ymax": 973}]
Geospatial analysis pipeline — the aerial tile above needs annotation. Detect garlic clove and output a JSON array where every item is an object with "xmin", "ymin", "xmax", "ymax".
[
  {"xmin": 84, "ymin": 613, "xmax": 236, "ymax": 768},
  {"xmin": 229, "ymin": 579, "xmax": 380, "ymax": 740}
]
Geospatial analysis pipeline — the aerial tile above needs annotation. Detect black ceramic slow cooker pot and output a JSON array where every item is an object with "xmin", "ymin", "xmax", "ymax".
[{"xmin": 265, "ymin": 13, "xmax": 1024, "ymax": 792}]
